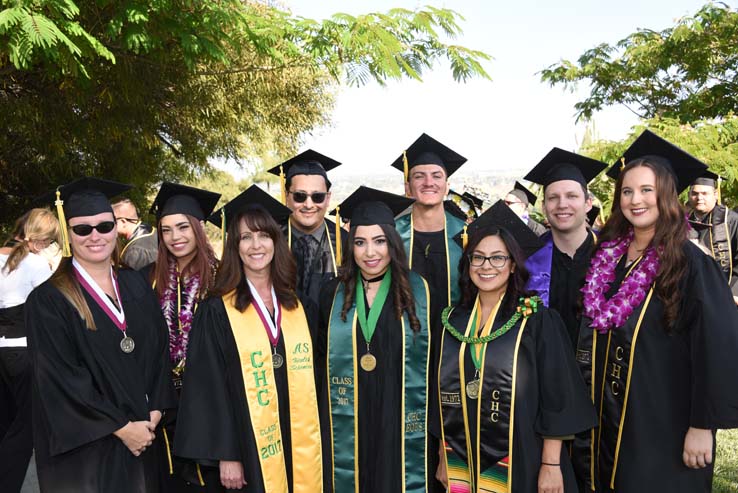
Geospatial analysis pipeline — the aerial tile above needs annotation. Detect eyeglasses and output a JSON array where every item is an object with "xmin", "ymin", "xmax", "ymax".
[
  {"xmin": 69, "ymin": 221, "xmax": 116, "ymax": 236},
  {"xmin": 115, "ymin": 217, "xmax": 139, "ymax": 225},
  {"xmin": 288, "ymin": 191, "xmax": 327, "ymax": 204},
  {"xmin": 468, "ymin": 254, "xmax": 510, "ymax": 268}
]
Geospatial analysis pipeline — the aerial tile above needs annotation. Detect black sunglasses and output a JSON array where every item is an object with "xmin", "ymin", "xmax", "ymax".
[
  {"xmin": 289, "ymin": 191, "xmax": 327, "ymax": 204},
  {"xmin": 70, "ymin": 221, "xmax": 116, "ymax": 236}
]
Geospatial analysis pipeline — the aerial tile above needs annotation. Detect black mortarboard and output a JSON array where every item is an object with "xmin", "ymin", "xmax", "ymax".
[
  {"xmin": 692, "ymin": 170, "xmax": 722, "ymax": 188},
  {"xmin": 267, "ymin": 149, "xmax": 341, "ymax": 186},
  {"xmin": 331, "ymin": 186, "xmax": 414, "ymax": 227},
  {"xmin": 587, "ymin": 205, "xmax": 601, "ymax": 226},
  {"xmin": 447, "ymin": 190, "xmax": 478, "ymax": 219},
  {"xmin": 453, "ymin": 200, "xmax": 544, "ymax": 257},
  {"xmin": 41, "ymin": 177, "xmax": 132, "ymax": 257},
  {"xmin": 524, "ymin": 148, "xmax": 608, "ymax": 188},
  {"xmin": 390, "ymin": 133, "xmax": 467, "ymax": 180},
  {"xmin": 207, "ymin": 185, "xmax": 291, "ymax": 228},
  {"xmin": 512, "ymin": 181, "xmax": 538, "ymax": 206},
  {"xmin": 606, "ymin": 130, "xmax": 708, "ymax": 193},
  {"xmin": 462, "ymin": 191, "xmax": 484, "ymax": 210},
  {"xmin": 150, "ymin": 182, "xmax": 221, "ymax": 220}
]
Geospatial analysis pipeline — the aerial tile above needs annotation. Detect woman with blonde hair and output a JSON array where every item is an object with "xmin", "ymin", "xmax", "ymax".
[{"xmin": 0, "ymin": 208, "xmax": 59, "ymax": 492}]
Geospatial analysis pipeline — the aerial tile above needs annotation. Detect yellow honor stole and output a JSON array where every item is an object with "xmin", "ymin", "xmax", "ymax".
[{"xmin": 223, "ymin": 292, "xmax": 323, "ymax": 493}]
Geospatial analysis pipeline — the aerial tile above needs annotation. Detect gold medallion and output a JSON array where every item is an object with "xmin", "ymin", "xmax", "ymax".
[
  {"xmin": 272, "ymin": 353, "xmax": 284, "ymax": 369},
  {"xmin": 360, "ymin": 353, "xmax": 377, "ymax": 372},
  {"xmin": 465, "ymin": 379, "xmax": 480, "ymax": 399}
]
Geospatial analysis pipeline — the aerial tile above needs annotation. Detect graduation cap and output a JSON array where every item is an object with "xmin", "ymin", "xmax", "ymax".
[
  {"xmin": 447, "ymin": 190, "xmax": 478, "ymax": 219},
  {"xmin": 692, "ymin": 170, "xmax": 725, "ymax": 203},
  {"xmin": 266, "ymin": 149, "xmax": 342, "ymax": 203},
  {"xmin": 606, "ymin": 130, "xmax": 708, "ymax": 194},
  {"xmin": 524, "ymin": 148, "xmax": 608, "ymax": 188},
  {"xmin": 207, "ymin": 185, "xmax": 291, "ymax": 257},
  {"xmin": 510, "ymin": 181, "xmax": 538, "ymax": 206},
  {"xmin": 390, "ymin": 133, "xmax": 467, "ymax": 181},
  {"xmin": 462, "ymin": 191, "xmax": 484, "ymax": 210},
  {"xmin": 149, "ymin": 182, "xmax": 221, "ymax": 221},
  {"xmin": 587, "ymin": 205, "xmax": 601, "ymax": 226},
  {"xmin": 452, "ymin": 200, "xmax": 544, "ymax": 258},
  {"xmin": 41, "ymin": 177, "xmax": 132, "ymax": 257}
]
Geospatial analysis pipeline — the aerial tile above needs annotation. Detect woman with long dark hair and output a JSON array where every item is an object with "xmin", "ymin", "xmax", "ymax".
[
  {"xmin": 25, "ymin": 178, "xmax": 176, "ymax": 492},
  {"xmin": 174, "ymin": 185, "xmax": 323, "ymax": 493},
  {"xmin": 574, "ymin": 130, "xmax": 738, "ymax": 493},
  {"xmin": 145, "ymin": 183, "xmax": 221, "ymax": 491},
  {"xmin": 434, "ymin": 200, "xmax": 595, "ymax": 493},
  {"xmin": 317, "ymin": 186, "xmax": 432, "ymax": 493},
  {"xmin": 0, "ymin": 208, "xmax": 59, "ymax": 492}
]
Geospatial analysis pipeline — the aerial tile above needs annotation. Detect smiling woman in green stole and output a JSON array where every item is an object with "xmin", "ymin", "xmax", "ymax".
[
  {"xmin": 434, "ymin": 201, "xmax": 595, "ymax": 493},
  {"xmin": 174, "ymin": 185, "xmax": 322, "ymax": 493},
  {"xmin": 317, "ymin": 186, "xmax": 433, "ymax": 492}
]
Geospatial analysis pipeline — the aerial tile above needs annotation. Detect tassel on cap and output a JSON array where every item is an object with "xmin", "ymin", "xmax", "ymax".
[
  {"xmin": 55, "ymin": 190, "xmax": 72, "ymax": 257},
  {"xmin": 620, "ymin": 157, "xmax": 626, "ymax": 171},
  {"xmin": 403, "ymin": 150, "xmax": 409, "ymax": 183},
  {"xmin": 461, "ymin": 224, "xmax": 468, "ymax": 250},
  {"xmin": 279, "ymin": 165, "xmax": 286, "ymax": 205},
  {"xmin": 717, "ymin": 176, "xmax": 722, "ymax": 204},
  {"xmin": 335, "ymin": 205, "xmax": 342, "ymax": 267},
  {"xmin": 220, "ymin": 210, "xmax": 226, "ymax": 259}
]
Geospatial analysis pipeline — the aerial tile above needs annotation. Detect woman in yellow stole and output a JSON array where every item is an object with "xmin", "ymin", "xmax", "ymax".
[
  {"xmin": 175, "ymin": 185, "xmax": 322, "ymax": 493},
  {"xmin": 434, "ymin": 201, "xmax": 595, "ymax": 493}
]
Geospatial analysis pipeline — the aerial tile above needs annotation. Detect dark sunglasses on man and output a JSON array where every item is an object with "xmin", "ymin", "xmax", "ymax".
[
  {"xmin": 70, "ymin": 221, "xmax": 116, "ymax": 236},
  {"xmin": 288, "ymin": 191, "xmax": 328, "ymax": 204}
]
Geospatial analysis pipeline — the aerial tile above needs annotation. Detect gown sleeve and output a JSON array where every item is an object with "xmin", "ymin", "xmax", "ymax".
[
  {"xmin": 533, "ymin": 308, "xmax": 597, "ymax": 437},
  {"xmin": 26, "ymin": 285, "xmax": 130, "ymax": 456},
  {"xmin": 681, "ymin": 243, "xmax": 738, "ymax": 429},
  {"xmin": 173, "ymin": 298, "xmax": 241, "ymax": 461}
]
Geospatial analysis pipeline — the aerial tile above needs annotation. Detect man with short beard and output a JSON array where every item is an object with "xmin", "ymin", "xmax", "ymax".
[
  {"xmin": 688, "ymin": 170, "xmax": 738, "ymax": 300},
  {"xmin": 268, "ymin": 150, "xmax": 345, "ymax": 332},
  {"xmin": 112, "ymin": 198, "xmax": 158, "ymax": 270},
  {"xmin": 523, "ymin": 148, "xmax": 608, "ymax": 350}
]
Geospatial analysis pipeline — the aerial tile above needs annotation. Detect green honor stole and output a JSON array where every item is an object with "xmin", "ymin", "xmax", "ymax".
[
  {"xmin": 327, "ymin": 271, "xmax": 430, "ymax": 492},
  {"xmin": 223, "ymin": 293, "xmax": 323, "ymax": 493}
]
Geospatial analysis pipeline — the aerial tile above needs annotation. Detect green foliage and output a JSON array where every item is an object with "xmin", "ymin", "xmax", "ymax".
[
  {"xmin": 0, "ymin": 1, "xmax": 491, "ymax": 226},
  {"xmin": 540, "ymin": 3, "xmax": 738, "ymax": 122},
  {"xmin": 578, "ymin": 116, "xmax": 738, "ymax": 216},
  {"xmin": 715, "ymin": 429, "xmax": 738, "ymax": 493}
]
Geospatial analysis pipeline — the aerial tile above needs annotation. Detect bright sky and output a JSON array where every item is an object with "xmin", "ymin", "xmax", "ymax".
[{"xmin": 269, "ymin": 0, "xmax": 708, "ymax": 182}]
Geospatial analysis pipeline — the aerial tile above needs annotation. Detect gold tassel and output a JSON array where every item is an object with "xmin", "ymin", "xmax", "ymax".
[
  {"xmin": 717, "ymin": 176, "xmax": 722, "ymax": 204},
  {"xmin": 220, "ymin": 211, "xmax": 226, "ymax": 259},
  {"xmin": 403, "ymin": 150, "xmax": 409, "ymax": 183},
  {"xmin": 55, "ymin": 190, "xmax": 72, "ymax": 257},
  {"xmin": 279, "ymin": 164, "xmax": 286, "ymax": 205},
  {"xmin": 461, "ymin": 225, "xmax": 468, "ymax": 250},
  {"xmin": 162, "ymin": 427, "xmax": 174, "ymax": 475},
  {"xmin": 335, "ymin": 205, "xmax": 342, "ymax": 267},
  {"xmin": 620, "ymin": 157, "xmax": 626, "ymax": 171}
]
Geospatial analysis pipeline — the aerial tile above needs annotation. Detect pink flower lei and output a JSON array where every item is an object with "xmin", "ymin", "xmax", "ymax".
[
  {"xmin": 160, "ymin": 260, "xmax": 201, "ymax": 364},
  {"xmin": 581, "ymin": 228, "xmax": 660, "ymax": 333}
]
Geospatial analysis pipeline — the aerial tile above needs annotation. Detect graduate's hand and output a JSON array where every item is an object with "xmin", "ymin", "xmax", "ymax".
[
  {"xmin": 683, "ymin": 427, "xmax": 713, "ymax": 469},
  {"xmin": 435, "ymin": 440, "xmax": 448, "ymax": 488},
  {"xmin": 114, "ymin": 421, "xmax": 155, "ymax": 456},
  {"xmin": 538, "ymin": 464, "xmax": 563, "ymax": 493},
  {"xmin": 220, "ymin": 460, "xmax": 247, "ymax": 490},
  {"xmin": 148, "ymin": 410, "xmax": 162, "ymax": 429}
]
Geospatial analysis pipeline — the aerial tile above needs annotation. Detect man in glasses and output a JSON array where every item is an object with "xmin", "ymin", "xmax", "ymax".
[
  {"xmin": 504, "ymin": 181, "xmax": 547, "ymax": 236},
  {"xmin": 111, "ymin": 198, "xmax": 158, "ymax": 270},
  {"xmin": 268, "ymin": 150, "xmax": 346, "ymax": 333}
]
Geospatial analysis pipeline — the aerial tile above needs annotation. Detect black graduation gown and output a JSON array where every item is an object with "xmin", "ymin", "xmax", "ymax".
[
  {"xmin": 174, "ymin": 297, "xmax": 295, "ymax": 493},
  {"xmin": 317, "ymin": 279, "xmax": 435, "ymax": 493},
  {"xmin": 434, "ymin": 304, "xmax": 596, "ymax": 492},
  {"xmin": 25, "ymin": 269, "xmax": 177, "ymax": 493},
  {"xmin": 574, "ymin": 242, "xmax": 738, "ymax": 492},
  {"xmin": 549, "ymin": 232, "xmax": 595, "ymax": 350}
]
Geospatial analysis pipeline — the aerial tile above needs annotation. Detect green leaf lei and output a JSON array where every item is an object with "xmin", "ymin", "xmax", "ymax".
[{"xmin": 442, "ymin": 296, "xmax": 542, "ymax": 344}]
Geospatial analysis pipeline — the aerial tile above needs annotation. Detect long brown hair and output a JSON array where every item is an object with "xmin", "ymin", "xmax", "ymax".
[
  {"xmin": 51, "ymin": 244, "xmax": 122, "ymax": 331},
  {"xmin": 210, "ymin": 205, "xmax": 298, "ymax": 311},
  {"xmin": 3, "ymin": 209, "xmax": 60, "ymax": 274},
  {"xmin": 152, "ymin": 214, "xmax": 217, "ymax": 300},
  {"xmin": 338, "ymin": 223, "xmax": 421, "ymax": 332},
  {"xmin": 598, "ymin": 157, "xmax": 687, "ymax": 329},
  {"xmin": 458, "ymin": 227, "xmax": 535, "ymax": 315}
]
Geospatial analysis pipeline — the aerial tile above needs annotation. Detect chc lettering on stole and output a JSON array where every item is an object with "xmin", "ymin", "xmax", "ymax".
[
  {"xmin": 490, "ymin": 389, "xmax": 501, "ymax": 423},
  {"xmin": 250, "ymin": 350, "xmax": 271, "ymax": 406},
  {"xmin": 331, "ymin": 376, "xmax": 352, "ymax": 406},
  {"xmin": 610, "ymin": 346, "xmax": 625, "ymax": 396}
]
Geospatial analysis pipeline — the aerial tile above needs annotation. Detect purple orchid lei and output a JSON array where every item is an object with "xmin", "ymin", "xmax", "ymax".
[
  {"xmin": 582, "ymin": 228, "xmax": 660, "ymax": 333},
  {"xmin": 160, "ymin": 260, "xmax": 201, "ymax": 364}
]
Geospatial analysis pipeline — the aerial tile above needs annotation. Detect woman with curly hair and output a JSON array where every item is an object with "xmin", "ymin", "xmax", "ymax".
[
  {"xmin": 175, "ymin": 186, "xmax": 323, "ymax": 493},
  {"xmin": 434, "ymin": 200, "xmax": 594, "ymax": 493},
  {"xmin": 573, "ymin": 130, "xmax": 738, "ymax": 493},
  {"xmin": 144, "ymin": 182, "xmax": 221, "ymax": 491},
  {"xmin": 317, "ymin": 186, "xmax": 433, "ymax": 493}
]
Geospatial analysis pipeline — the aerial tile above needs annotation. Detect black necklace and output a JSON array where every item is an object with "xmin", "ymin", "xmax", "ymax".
[{"xmin": 361, "ymin": 273, "xmax": 385, "ymax": 290}]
